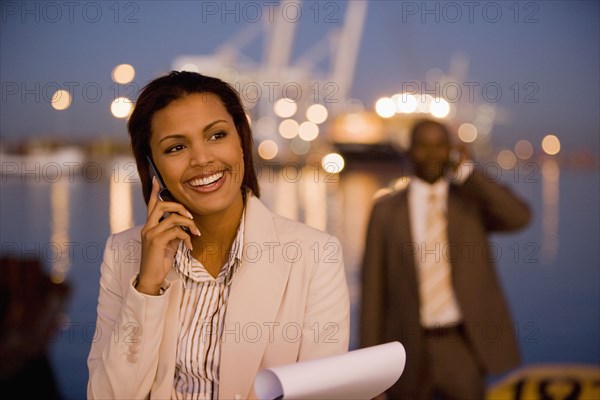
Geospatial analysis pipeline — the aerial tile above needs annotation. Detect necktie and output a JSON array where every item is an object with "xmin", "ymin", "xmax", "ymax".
[{"xmin": 418, "ymin": 191, "xmax": 458, "ymax": 327}]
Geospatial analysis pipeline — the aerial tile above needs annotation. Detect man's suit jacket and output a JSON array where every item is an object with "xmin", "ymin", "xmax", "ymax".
[
  {"xmin": 88, "ymin": 195, "xmax": 350, "ymax": 399},
  {"xmin": 360, "ymin": 170, "xmax": 531, "ymax": 394}
]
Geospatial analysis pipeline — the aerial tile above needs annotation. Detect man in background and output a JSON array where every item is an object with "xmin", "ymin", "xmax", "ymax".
[{"xmin": 360, "ymin": 119, "xmax": 531, "ymax": 399}]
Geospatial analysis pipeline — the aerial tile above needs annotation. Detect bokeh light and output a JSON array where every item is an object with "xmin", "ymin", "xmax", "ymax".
[
  {"xmin": 515, "ymin": 140, "xmax": 534, "ymax": 159},
  {"xmin": 110, "ymin": 97, "xmax": 133, "ymax": 118},
  {"xmin": 416, "ymin": 94, "xmax": 434, "ymax": 113},
  {"xmin": 278, "ymin": 119, "xmax": 299, "ymax": 139},
  {"xmin": 393, "ymin": 93, "xmax": 417, "ymax": 113},
  {"xmin": 112, "ymin": 64, "xmax": 135, "ymax": 84},
  {"xmin": 429, "ymin": 98, "xmax": 450, "ymax": 118},
  {"xmin": 375, "ymin": 97, "xmax": 396, "ymax": 118},
  {"xmin": 334, "ymin": 112, "xmax": 384, "ymax": 144},
  {"xmin": 298, "ymin": 121, "xmax": 319, "ymax": 141},
  {"xmin": 321, "ymin": 153, "xmax": 345, "ymax": 174},
  {"xmin": 51, "ymin": 89, "xmax": 72, "ymax": 110},
  {"xmin": 457, "ymin": 123, "xmax": 478, "ymax": 143},
  {"xmin": 542, "ymin": 134, "xmax": 561, "ymax": 155},
  {"xmin": 497, "ymin": 149, "xmax": 517, "ymax": 169},
  {"xmin": 274, "ymin": 98, "xmax": 297, "ymax": 118},
  {"xmin": 306, "ymin": 104, "xmax": 328, "ymax": 124},
  {"xmin": 258, "ymin": 140, "xmax": 278, "ymax": 160}
]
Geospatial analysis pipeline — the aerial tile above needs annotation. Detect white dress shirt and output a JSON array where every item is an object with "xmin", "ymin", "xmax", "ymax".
[
  {"xmin": 171, "ymin": 213, "xmax": 245, "ymax": 400},
  {"xmin": 408, "ymin": 175, "xmax": 464, "ymax": 328}
]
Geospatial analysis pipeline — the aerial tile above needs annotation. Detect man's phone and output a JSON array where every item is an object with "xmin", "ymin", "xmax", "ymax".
[
  {"xmin": 147, "ymin": 155, "xmax": 192, "ymax": 235},
  {"xmin": 449, "ymin": 147, "xmax": 461, "ymax": 165}
]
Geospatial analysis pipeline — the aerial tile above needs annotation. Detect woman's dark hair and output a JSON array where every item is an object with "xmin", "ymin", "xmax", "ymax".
[{"xmin": 128, "ymin": 71, "xmax": 260, "ymax": 204}]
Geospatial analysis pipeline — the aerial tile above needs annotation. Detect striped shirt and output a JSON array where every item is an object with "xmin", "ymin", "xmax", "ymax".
[{"xmin": 171, "ymin": 213, "xmax": 245, "ymax": 400}]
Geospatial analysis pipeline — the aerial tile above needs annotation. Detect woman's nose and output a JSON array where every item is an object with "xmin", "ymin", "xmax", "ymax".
[{"xmin": 189, "ymin": 143, "xmax": 214, "ymax": 166}]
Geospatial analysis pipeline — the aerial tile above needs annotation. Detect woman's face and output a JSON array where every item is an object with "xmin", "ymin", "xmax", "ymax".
[{"xmin": 149, "ymin": 93, "xmax": 245, "ymax": 218}]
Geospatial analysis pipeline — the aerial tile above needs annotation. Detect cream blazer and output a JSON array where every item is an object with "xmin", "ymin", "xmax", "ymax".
[{"xmin": 87, "ymin": 196, "xmax": 350, "ymax": 399}]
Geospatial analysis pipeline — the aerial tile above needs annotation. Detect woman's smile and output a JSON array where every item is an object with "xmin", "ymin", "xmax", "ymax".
[
  {"xmin": 185, "ymin": 169, "xmax": 226, "ymax": 193},
  {"xmin": 188, "ymin": 171, "xmax": 224, "ymax": 187}
]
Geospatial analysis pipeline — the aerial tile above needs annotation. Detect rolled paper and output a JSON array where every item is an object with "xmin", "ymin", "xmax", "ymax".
[{"xmin": 255, "ymin": 341, "xmax": 406, "ymax": 400}]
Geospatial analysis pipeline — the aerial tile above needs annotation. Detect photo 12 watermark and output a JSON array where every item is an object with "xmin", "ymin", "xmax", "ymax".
[
  {"xmin": 233, "ymin": 80, "xmax": 340, "ymax": 105},
  {"xmin": 401, "ymin": 240, "xmax": 540, "ymax": 265},
  {"xmin": 399, "ymin": 1, "xmax": 541, "ymax": 24},
  {"xmin": 1, "ymin": 1, "xmax": 141, "ymax": 24},
  {"xmin": 0, "ymin": 79, "xmax": 342, "ymax": 107},
  {"xmin": 200, "ymin": 1, "xmax": 341, "ymax": 24},
  {"xmin": 0, "ymin": 160, "xmax": 350, "ymax": 185},
  {"xmin": 1, "ymin": 81, "xmax": 139, "ymax": 105},
  {"xmin": 400, "ymin": 81, "xmax": 540, "ymax": 104}
]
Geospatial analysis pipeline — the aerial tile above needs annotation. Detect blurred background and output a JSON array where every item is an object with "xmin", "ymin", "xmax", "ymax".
[{"xmin": 1, "ymin": 1, "xmax": 598, "ymax": 398}]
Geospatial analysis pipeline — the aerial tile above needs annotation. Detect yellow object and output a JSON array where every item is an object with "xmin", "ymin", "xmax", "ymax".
[{"xmin": 487, "ymin": 364, "xmax": 600, "ymax": 400}]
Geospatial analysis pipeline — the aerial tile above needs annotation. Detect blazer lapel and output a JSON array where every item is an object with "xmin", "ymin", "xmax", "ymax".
[
  {"xmin": 219, "ymin": 196, "xmax": 293, "ymax": 399},
  {"xmin": 446, "ymin": 185, "xmax": 462, "ymax": 270},
  {"xmin": 447, "ymin": 184, "xmax": 470, "ymax": 294},
  {"xmin": 120, "ymin": 229, "xmax": 183, "ymax": 399},
  {"xmin": 151, "ymin": 268, "xmax": 182, "ymax": 398}
]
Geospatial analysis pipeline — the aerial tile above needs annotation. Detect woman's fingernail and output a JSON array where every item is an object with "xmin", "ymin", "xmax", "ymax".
[{"xmin": 186, "ymin": 211, "xmax": 193, "ymax": 219}]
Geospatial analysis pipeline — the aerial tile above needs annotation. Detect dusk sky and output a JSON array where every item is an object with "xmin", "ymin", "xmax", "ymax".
[{"xmin": 1, "ymin": 0, "xmax": 598, "ymax": 152}]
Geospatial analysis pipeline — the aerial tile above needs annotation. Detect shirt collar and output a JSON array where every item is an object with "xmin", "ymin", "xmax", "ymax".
[
  {"xmin": 411, "ymin": 176, "xmax": 449, "ymax": 198},
  {"xmin": 230, "ymin": 208, "xmax": 245, "ymax": 264},
  {"xmin": 173, "ymin": 208, "xmax": 245, "ymax": 284}
]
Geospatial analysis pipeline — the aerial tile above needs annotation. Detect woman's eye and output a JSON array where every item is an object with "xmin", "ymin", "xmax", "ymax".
[
  {"xmin": 209, "ymin": 131, "xmax": 226, "ymax": 141},
  {"xmin": 166, "ymin": 144, "xmax": 185, "ymax": 153}
]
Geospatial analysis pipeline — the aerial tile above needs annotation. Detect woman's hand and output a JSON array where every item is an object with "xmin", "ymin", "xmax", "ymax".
[{"xmin": 136, "ymin": 178, "xmax": 200, "ymax": 295}]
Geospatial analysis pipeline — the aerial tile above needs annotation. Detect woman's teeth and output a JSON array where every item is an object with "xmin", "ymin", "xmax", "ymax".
[{"xmin": 189, "ymin": 171, "xmax": 224, "ymax": 187}]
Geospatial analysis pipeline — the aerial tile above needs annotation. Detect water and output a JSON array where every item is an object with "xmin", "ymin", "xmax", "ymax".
[{"xmin": 1, "ymin": 157, "xmax": 598, "ymax": 399}]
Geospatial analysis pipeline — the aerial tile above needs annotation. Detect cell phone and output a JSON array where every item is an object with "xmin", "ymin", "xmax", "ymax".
[{"xmin": 147, "ymin": 155, "xmax": 191, "ymax": 235}]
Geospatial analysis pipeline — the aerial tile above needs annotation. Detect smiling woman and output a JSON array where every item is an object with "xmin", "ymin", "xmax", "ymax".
[
  {"xmin": 86, "ymin": 71, "xmax": 350, "ymax": 400},
  {"xmin": 149, "ymin": 93, "xmax": 245, "ymax": 222},
  {"xmin": 128, "ymin": 71, "xmax": 260, "ymax": 205}
]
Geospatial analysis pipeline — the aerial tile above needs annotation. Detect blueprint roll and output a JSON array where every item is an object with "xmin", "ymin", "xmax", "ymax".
[{"xmin": 255, "ymin": 341, "xmax": 406, "ymax": 400}]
